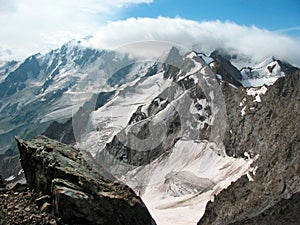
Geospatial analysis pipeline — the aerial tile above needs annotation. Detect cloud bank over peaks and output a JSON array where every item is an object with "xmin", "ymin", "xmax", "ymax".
[
  {"xmin": 87, "ymin": 17, "xmax": 300, "ymax": 66},
  {"xmin": 0, "ymin": 0, "xmax": 153, "ymax": 60}
]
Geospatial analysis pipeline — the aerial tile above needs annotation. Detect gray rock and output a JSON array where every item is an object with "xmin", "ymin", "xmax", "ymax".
[
  {"xmin": 230, "ymin": 191, "xmax": 300, "ymax": 225},
  {"xmin": 16, "ymin": 136, "xmax": 155, "ymax": 225},
  {"xmin": 210, "ymin": 49, "xmax": 243, "ymax": 87},
  {"xmin": 198, "ymin": 71, "xmax": 300, "ymax": 224}
]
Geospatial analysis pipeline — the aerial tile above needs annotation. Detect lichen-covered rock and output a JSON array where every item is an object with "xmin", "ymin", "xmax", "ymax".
[{"xmin": 16, "ymin": 136, "xmax": 155, "ymax": 225}]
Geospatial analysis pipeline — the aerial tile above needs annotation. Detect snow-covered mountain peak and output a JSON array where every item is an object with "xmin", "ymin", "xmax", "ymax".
[
  {"xmin": 240, "ymin": 56, "xmax": 298, "ymax": 87},
  {"xmin": 0, "ymin": 42, "xmax": 298, "ymax": 154},
  {"xmin": 0, "ymin": 42, "xmax": 155, "ymax": 155}
]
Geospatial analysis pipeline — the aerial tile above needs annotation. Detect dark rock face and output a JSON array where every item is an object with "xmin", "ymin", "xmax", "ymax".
[
  {"xmin": 0, "ymin": 55, "xmax": 41, "ymax": 98},
  {"xmin": 275, "ymin": 59, "xmax": 298, "ymax": 75},
  {"xmin": 42, "ymin": 119, "xmax": 75, "ymax": 145},
  {"xmin": 17, "ymin": 136, "xmax": 155, "ymax": 225},
  {"xmin": 210, "ymin": 50, "xmax": 243, "ymax": 87},
  {"xmin": 0, "ymin": 174, "xmax": 4, "ymax": 188},
  {"xmin": 0, "ymin": 154, "xmax": 22, "ymax": 179},
  {"xmin": 198, "ymin": 71, "xmax": 300, "ymax": 225},
  {"xmin": 231, "ymin": 191, "xmax": 300, "ymax": 225}
]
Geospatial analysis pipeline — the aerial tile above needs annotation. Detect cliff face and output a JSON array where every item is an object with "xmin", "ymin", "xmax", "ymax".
[
  {"xmin": 198, "ymin": 71, "xmax": 300, "ymax": 224},
  {"xmin": 16, "ymin": 136, "xmax": 155, "ymax": 225}
]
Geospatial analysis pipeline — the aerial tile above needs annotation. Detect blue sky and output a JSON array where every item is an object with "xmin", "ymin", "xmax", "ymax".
[
  {"xmin": 0, "ymin": 0, "xmax": 300, "ymax": 62},
  {"xmin": 121, "ymin": 0, "xmax": 300, "ymax": 36}
]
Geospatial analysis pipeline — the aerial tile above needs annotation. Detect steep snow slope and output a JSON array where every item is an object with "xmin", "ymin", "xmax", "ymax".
[
  {"xmin": 78, "ymin": 71, "xmax": 172, "ymax": 156},
  {"xmin": 129, "ymin": 141, "xmax": 253, "ymax": 225}
]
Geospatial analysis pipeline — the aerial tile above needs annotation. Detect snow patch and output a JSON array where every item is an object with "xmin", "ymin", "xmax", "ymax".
[
  {"xmin": 197, "ymin": 53, "xmax": 214, "ymax": 65},
  {"xmin": 241, "ymin": 106, "xmax": 246, "ymax": 116},
  {"xmin": 246, "ymin": 171, "xmax": 254, "ymax": 181},
  {"xmin": 216, "ymin": 74, "xmax": 222, "ymax": 80},
  {"xmin": 247, "ymin": 86, "xmax": 268, "ymax": 103},
  {"xmin": 186, "ymin": 52, "xmax": 197, "ymax": 59},
  {"xmin": 239, "ymin": 97, "xmax": 246, "ymax": 107},
  {"xmin": 5, "ymin": 175, "xmax": 15, "ymax": 181},
  {"xmin": 241, "ymin": 77, "xmax": 278, "ymax": 87},
  {"xmin": 18, "ymin": 169, "xmax": 24, "ymax": 176}
]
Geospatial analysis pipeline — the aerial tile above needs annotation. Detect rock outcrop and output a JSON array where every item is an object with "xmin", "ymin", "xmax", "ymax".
[
  {"xmin": 198, "ymin": 70, "xmax": 300, "ymax": 224},
  {"xmin": 210, "ymin": 49, "xmax": 243, "ymax": 87},
  {"xmin": 17, "ymin": 136, "xmax": 155, "ymax": 225}
]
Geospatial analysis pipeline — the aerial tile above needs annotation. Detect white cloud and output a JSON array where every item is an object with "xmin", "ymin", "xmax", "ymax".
[
  {"xmin": 0, "ymin": 0, "xmax": 153, "ymax": 60},
  {"xmin": 1, "ymin": 3, "xmax": 300, "ymax": 67},
  {"xmin": 88, "ymin": 17, "xmax": 300, "ymax": 66}
]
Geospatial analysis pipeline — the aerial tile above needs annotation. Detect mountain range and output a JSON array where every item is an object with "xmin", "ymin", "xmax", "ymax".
[{"xmin": 0, "ymin": 40, "xmax": 299, "ymax": 225}]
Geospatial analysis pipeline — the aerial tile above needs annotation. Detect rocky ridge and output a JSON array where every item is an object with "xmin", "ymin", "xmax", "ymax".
[
  {"xmin": 16, "ymin": 136, "xmax": 155, "ymax": 225},
  {"xmin": 198, "ymin": 70, "xmax": 300, "ymax": 224}
]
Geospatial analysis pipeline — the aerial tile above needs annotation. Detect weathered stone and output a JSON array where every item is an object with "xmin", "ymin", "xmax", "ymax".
[
  {"xmin": 17, "ymin": 136, "xmax": 155, "ymax": 225},
  {"xmin": 198, "ymin": 71, "xmax": 300, "ymax": 224}
]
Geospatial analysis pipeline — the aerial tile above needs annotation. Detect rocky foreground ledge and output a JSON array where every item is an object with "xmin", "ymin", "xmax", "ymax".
[{"xmin": 16, "ymin": 136, "xmax": 155, "ymax": 225}]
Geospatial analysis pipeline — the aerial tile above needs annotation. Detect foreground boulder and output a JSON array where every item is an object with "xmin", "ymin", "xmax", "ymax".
[{"xmin": 16, "ymin": 136, "xmax": 155, "ymax": 225}]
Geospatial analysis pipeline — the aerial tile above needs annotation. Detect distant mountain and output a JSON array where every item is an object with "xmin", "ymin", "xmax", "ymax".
[{"xmin": 0, "ymin": 40, "xmax": 154, "ymax": 157}]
